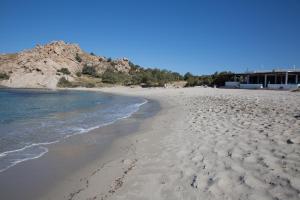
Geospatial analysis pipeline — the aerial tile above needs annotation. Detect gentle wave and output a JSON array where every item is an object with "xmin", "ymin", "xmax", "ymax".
[
  {"xmin": 63, "ymin": 99, "xmax": 148, "ymax": 138},
  {"xmin": 0, "ymin": 146, "xmax": 48, "ymax": 173},
  {"xmin": 0, "ymin": 140, "xmax": 59, "ymax": 158},
  {"xmin": 0, "ymin": 98, "xmax": 148, "ymax": 173}
]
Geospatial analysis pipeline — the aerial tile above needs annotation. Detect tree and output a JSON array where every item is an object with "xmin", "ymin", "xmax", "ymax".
[
  {"xmin": 212, "ymin": 71, "xmax": 234, "ymax": 87},
  {"xmin": 57, "ymin": 77, "xmax": 73, "ymax": 87},
  {"xmin": 172, "ymin": 72, "xmax": 183, "ymax": 81},
  {"xmin": 199, "ymin": 75, "xmax": 213, "ymax": 86},
  {"xmin": 185, "ymin": 76, "xmax": 199, "ymax": 87},
  {"xmin": 101, "ymin": 69, "xmax": 130, "ymax": 85},
  {"xmin": 184, "ymin": 72, "xmax": 193, "ymax": 80},
  {"xmin": 82, "ymin": 65, "xmax": 97, "ymax": 76}
]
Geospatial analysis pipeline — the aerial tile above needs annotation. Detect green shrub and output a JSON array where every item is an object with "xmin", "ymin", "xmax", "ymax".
[
  {"xmin": 75, "ymin": 53, "xmax": 82, "ymax": 62},
  {"xmin": 57, "ymin": 77, "xmax": 73, "ymax": 87},
  {"xmin": 57, "ymin": 68, "xmax": 71, "ymax": 75},
  {"xmin": 102, "ymin": 69, "xmax": 130, "ymax": 85},
  {"xmin": 211, "ymin": 71, "xmax": 234, "ymax": 87},
  {"xmin": 127, "ymin": 67, "xmax": 184, "ymax": 87},
  {"xmin": 82, "ymin": 65, "xmax": 97, "ymax": 76},
  {"xmin": 183, "ymin": 71, "xmax": 233, "ymax": 87},
  {"xmin": 107, "ymin": 57, "xmax": 112, "ymax": 62},
  {"xmin": 184, "ymin": 72, "xmax": 193, "ymax": 81},
  {"xmin": 90, "ymin": 52, "xmax": 95, "ymax": 56},
  {"xmin": 85, "ymin": 82, "xmax": 95, "ymax": 88},
  {"xmin": 76, "ymin": 71, "xmax": 82, "ymax": 77},
  {"xmin": 0, "ymin": 72, "xmax": 9, "ymax": 80},
  {"xmin": 185, "ymin": 76, "xmax": 199, "ymax": 87}
]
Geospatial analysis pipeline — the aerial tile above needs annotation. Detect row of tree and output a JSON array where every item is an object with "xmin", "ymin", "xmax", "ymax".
[
  {"xmin": 183, "ymin": 71, "xmax": 235, "ymax": 87},
  {"xmin": 58, "ymin": 54, "xmax": 236, "ymax": 87},
  {"xmin": 129, "ymin": 67, "xmax": 183, "ymax": 86},
  {"xmin": 73, "ymin": 53, "xmax": 236, "ymax": 87},
  {"xmin": 77, "ymin": 64, "xmax": 235, "ymax": 87},
  {"xmin": 78, "ymin": 64, "xmax": 183, "ymax": 87}
]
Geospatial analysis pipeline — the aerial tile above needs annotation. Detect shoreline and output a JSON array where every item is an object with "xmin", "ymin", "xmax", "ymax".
[
  {"xmin": 0, "ymin": 88, "xmax": 148, "ymax": 173},
  {"xmin": 0, "ymin": 87, "xmax": 299, "ymax": 200},
  {"xmin": 0, "ymin": 89, "xmax": 160, "ymax": 200}
]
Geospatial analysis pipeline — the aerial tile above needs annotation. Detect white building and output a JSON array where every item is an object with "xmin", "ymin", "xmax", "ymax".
[{"xmin": 225, "ymin": 68, "xmax": 300, "ymax": 90}]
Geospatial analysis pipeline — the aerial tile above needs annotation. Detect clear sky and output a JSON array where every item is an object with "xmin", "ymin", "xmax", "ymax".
[{"xmin": 0, "ymin": 0, "xmax": 299, "ymax": 75}]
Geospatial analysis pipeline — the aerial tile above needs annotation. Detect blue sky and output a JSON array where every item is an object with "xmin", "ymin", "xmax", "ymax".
[{"xmin": 0, "ymin": 0, "xmax": 299, "ymax": 75}]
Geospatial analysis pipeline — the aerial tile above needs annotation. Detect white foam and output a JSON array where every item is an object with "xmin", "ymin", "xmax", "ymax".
[
  {"xmin": 0, "ymin": 146, "xmax": 48, "ymax": 173},
  {"xmin": 0, "ymin": 98, "xmax": 148, "ymax": 173},
  {"xmin": 62, "ymin": 98, "xmax": 148, "ymax": 138},
  {"xmin": 0, "ymin": 140, "xmax": 59, "ymax": 158}
]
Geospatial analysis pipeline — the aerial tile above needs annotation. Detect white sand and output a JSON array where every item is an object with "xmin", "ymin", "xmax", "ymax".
[{"xmin": 42, "ymin": 87, "xmax": 300, "ymax": 200}]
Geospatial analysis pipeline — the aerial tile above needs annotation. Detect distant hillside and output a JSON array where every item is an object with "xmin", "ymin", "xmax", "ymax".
[
  {"xmin": 0, "ymin": 41, "xmax": 183, "ymax": 89},
  {"xmin": 0, "ymin": 41, "xmax": 132, "ymax": 88}
]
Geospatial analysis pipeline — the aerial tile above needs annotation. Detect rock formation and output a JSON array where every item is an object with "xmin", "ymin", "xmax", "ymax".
[{"xmin": 0, "ymin": 41, "xmax": 131, "ymax": 88}]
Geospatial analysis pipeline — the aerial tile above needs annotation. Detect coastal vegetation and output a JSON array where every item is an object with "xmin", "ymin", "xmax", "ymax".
[
  {"xmin": 0, "ymin": 72, "xmax": 9, "ymax": 80},
  {"xmin": 54, "ymin": 61, "xmax": 184, "ymax": 88},
  {"xmin": 56, "ymin": 60, "xmax": 235, "ymax": 88},
  {"xmin": 78, "ymin": 63, "xmax": 184, "ymax": 87},
  {"xmin": 129, "ymin": 67, "xmax": 183, "ymax": 87},
  {"xmin": 184, "ymin": 71, "xmax": 234, "ymax": 87},
  {"xmin": 101, "ymin": 69, "xmax": 131, "ymax": 84},
  {"xmin": 57, "ymin": 68, "xmax": 71, "ymax": 75},
  {"xmin": 57, "ymin": 76, "xmax": 96, "ymax": 88},
  {"xmin": 57, "ymin": 77, "xmax": 72, "ymax": 87},
  {"xmin": 76, "ymin": 71, "xmax": 82, "ymax": 77},
  {"xmin": 82, "ymin": 65, "xmax": 97, "ymax": 76}
]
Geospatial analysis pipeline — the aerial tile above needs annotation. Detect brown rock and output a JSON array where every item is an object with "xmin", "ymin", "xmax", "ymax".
[{"xmin": 0, "ymin": 41, "xmax": 132, "ymax": 88}]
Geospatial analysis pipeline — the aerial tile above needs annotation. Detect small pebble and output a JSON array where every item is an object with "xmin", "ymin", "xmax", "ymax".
[{"xmin": 287, "ymin": 139, "xmax": 293, "ymax": 144}]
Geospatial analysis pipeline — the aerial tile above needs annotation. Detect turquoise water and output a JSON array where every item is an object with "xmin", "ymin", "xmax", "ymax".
[{"xmin": 0, "ymin": 89, "xmax": 146, "ymax": 172}]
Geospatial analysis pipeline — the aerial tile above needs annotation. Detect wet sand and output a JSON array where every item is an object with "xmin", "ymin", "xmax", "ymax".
[{"xmin": 0, "ymin": 96, "xmax": 160, "ymax": 200}]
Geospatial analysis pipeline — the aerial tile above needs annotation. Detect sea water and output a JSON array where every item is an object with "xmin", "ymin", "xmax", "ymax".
[{"xmin": 0, "ymin": 89, "xmax": 147, "ymax": 172}]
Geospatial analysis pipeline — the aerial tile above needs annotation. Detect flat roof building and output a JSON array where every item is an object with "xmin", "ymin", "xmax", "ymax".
[{"xmin": 226, "ymin": 68, "xmax": 300, "ymax": 90}]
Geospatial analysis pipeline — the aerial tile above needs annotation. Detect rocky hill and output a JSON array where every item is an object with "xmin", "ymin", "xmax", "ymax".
[{"xmin": 0, "ymin": 41, "xmax": 131, "ymax": 88}]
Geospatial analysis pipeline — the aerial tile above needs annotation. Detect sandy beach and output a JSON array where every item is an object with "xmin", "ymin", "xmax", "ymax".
[
  {"xmin": 1, "ymin": 87, "xmax": 300, "ymax": 200},
  {"xmin": 38, "ymin": 87, "xmax": 299, "ymax": 200},
  {"xmin": 1, "ymin": 1, "xmax": 299, "ymax": 199}
]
